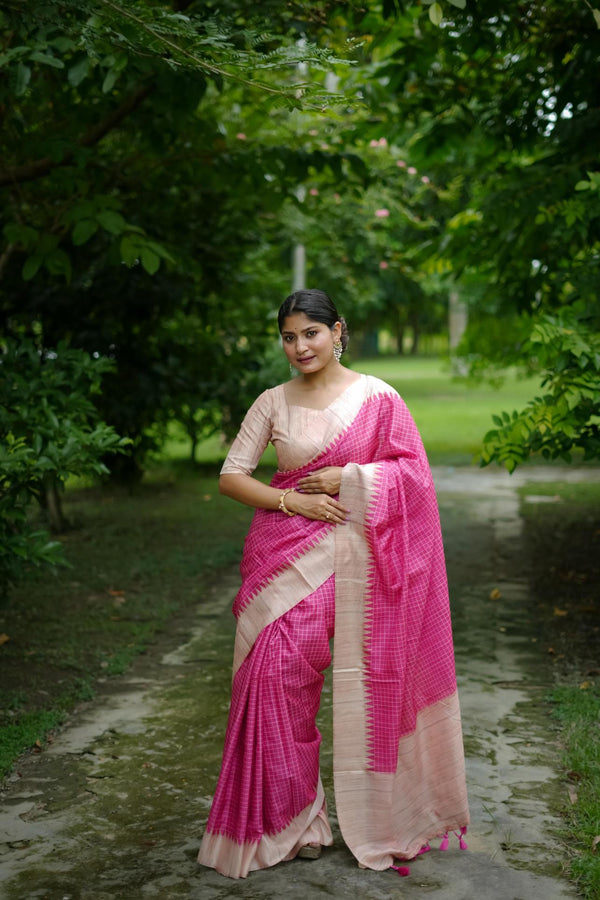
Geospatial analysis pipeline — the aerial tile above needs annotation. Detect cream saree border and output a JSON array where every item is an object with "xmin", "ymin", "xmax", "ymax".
[
  {"xmin": 199, "ymin": 778, "xmax": 332, "ymax": 878},
  {"xmin": 232, "ymin": 530, "xmax": 336, "ymax": 675},
  {"xmin": 334, "ymin": 461, "xmax": 469, "ymax": 868}
]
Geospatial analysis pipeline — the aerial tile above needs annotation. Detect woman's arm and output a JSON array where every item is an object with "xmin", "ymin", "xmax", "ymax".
[
  {"xmin": 219, "ymin": 473, "xmax": 350, "ymax": 524},
  {"xmin": 219, "ymin": 473, "xmax": 282, "ymax": 511}
]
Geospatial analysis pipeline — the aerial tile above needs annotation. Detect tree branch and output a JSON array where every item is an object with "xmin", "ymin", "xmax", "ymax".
[{"xmin": 0, "ymin": 83, "xmax": 155, "ymax": 188}]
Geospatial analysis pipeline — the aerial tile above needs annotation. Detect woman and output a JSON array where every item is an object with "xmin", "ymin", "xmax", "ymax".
[{"xmin": 197, "ymin": 289, "xmax": 469, "ymax": 879}]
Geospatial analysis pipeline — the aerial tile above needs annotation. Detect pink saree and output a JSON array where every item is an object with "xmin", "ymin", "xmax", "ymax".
[{"xmin": 198, "ymin": 376, "xmax": 469, "ymax": 878}]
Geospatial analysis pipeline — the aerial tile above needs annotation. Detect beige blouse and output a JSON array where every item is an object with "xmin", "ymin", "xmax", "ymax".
[{"xmin": 220, "ymin": 374, "xmax": 394, "ymax": 475}]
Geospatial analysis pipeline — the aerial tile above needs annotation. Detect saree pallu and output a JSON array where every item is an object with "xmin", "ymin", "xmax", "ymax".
[{"xmin": 198, "ymin": 386, "xmax": 469, "ymax": 878}]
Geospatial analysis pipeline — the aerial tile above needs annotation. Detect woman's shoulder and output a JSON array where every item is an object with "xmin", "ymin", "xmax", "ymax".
[
  {"xmin": 247, "ymin": 383, "xmax": 284, "ymax": 415},
  {"xmin": 359, "ymin": 373, "xmax": 400, "ymax": 400}
]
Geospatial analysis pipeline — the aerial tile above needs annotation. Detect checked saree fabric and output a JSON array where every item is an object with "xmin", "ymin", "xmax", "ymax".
[{"xmin": 198, "ymin": 375, "xmax": 469, "ymax": 878}]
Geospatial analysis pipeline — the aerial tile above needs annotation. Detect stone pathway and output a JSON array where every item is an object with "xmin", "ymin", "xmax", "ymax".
[{"xmin": 2, "ymin": 466, "xmax": 598, "ymax": 899}]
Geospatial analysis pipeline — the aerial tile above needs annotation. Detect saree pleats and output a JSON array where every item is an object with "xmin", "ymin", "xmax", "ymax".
[{"xmin": 197, "ymin": 578, "xmax": 336, "ymax": 878}]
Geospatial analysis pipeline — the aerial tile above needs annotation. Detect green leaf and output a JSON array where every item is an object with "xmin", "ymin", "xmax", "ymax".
[
  {"xmin": 72, "ymin": 219, "xmax": 98, "ymax": 246},
  {"xmin": 49, "ymin": 36, "xmax": 76, "ymax": 54},
  {"xmin": 575, "ymin": 180, "xmax": 590, "ymax": 191},
  {"xmin": 29, "ymin": 51, "xmax": 64, "ymax": 69},
  {"xmin": 96, "ymin": 210, "xmax": 126, "ymax": 235},
  {"xmin": 15, "ymin": 63, "xmax": 31, "ymax": 96},
  {"xmin": 102, "ymin": 68, "xmax": 119, "ymax": 93},
  {"xmin": 141, "ymin": 248, "xmax": 160, "ymax": 275},
  {"xmin": 593, "ymin": 9, "xmax": 600, "ymax": 29},
  {"xmin": 44, "ymin": 249, "xmax": 72, "ymax": 282},
  {"xmin": 429, "ymin": 3, "xmax": 444, "ymax": 25},
  {"xmin": 120, "ymin": 235, "xmax": 139, "ymax": 267},
  {"xmin": 147, "ymin": 240, "xmax": 175, "ymax": 263},
  {"xmin": 22, "ymin": 255, "xmax": 43, "ymax": 281},
  {"xmin": 447, "ymin": 0, "xmax": 466, "ymax": 7},
  {"xmin": 68, "ymin": 56, "xmax": 90, "ymax": 87},
  {"xmin": 4, "ymin": 223, "xmax": 38, "ymax": 249}
]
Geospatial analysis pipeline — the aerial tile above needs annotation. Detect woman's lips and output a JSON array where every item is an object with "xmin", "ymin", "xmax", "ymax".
[{"xmin": 296, "ymin": 356, "xmax": 315, "ymax": 364}]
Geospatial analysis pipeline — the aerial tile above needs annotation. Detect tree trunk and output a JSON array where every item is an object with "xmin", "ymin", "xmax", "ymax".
[
  {"xmin": 410, "ymin": 321, "xmax": 420, "ymax": 355},
  {"xmin": 43, "ymin": 476, "xmax": 67, "ymax": 533},
  {"xmin": 449, "ymin": 289, "xmax": 468, "ymax": 351},
  {"xmin": 190, "ymin": 433, "xmax": 198, "ymax": 464},
  {"xmin": 395, "ymin": 324, "xmax": 405, "ymax": 356}
]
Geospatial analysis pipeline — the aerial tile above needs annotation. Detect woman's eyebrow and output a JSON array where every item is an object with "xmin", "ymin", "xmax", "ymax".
[{"xmin": 281, "ymin": 326, "xmax": 319, "ymax": 335}]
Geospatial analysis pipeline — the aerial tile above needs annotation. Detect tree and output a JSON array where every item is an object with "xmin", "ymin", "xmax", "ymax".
[
  {"xmin": 0, "ymin": 0, "xmax": 355, "ymax": 477},
  {"xmin": 0, "ymin": 339, "xmax": 128, "ymax": 592},
  {"xmin": 351, "ymin": 0, "xmax": 600, "ymax": 467}
]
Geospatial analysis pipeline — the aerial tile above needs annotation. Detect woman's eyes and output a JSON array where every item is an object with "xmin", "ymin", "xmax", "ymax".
[{"xmin": 284, "ymin": 330, "xmax": 318, "ymax": 342}]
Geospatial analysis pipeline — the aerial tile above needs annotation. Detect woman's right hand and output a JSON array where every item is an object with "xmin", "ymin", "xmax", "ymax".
[{"xmin": 285, "ymin": 490, "xmax": 349, "ymax": 525}]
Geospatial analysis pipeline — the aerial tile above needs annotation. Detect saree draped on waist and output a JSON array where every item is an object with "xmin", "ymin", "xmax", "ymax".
[{"xmin": 198, "ymin": 385, "xmax": 469, "ymax": 878}]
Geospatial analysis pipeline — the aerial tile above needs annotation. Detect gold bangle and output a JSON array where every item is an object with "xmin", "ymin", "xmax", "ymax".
[{"xmin": 278, "ymin": 488, "xmax": 296, "ymax": 516}]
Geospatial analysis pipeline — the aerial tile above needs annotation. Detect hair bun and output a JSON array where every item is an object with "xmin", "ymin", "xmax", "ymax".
[{"xmin": 339, "ymin": 316, "xmax": 349, "ymax": 352}]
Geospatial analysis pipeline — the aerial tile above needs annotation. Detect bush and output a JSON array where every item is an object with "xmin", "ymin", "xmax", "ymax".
[{"xmin": 0, "ymin": 338, "xmax": 129, "ymax": 594}]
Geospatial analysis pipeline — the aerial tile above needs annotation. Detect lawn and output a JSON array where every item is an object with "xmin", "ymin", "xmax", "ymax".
[{"xmin": 163, "ymin": 357, "xmax": 542, "ymax": 468}]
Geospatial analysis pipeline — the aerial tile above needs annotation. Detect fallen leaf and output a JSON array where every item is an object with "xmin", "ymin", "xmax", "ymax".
[
  {"xmin": 0, "ymin": 633, "xmax": 9, "ymax": 646},
  {"xmin": 553, "ymin": 607, "xmax": 568, "ymax": 617},
  {"xmin": 567, "ymin": 784, "xmax": 578, "ymax": 805},
  {"xmin": 567, "ymin": 771, "xmax": 582, "ymax": 782},
  {"xmin": 547, "ymin": 647, "xmax": 556, "ymax": 655},
  {"xmin": 489, "ymin": 588, "xmax": 502, "ymax": 600},
  {"xmin": 579, "ymin": 681, "xmax": 592, "ymax": 690},
  {"xmin": 108, "ymin": 589, "xmax": 125, "ymax": 597},
  {"xmin": 592, "ymin": 836, "xmax": 600, "ymax": 853},
  {"xmin": 202, "ymin": 494, "xmax": 212, "ymax": 501}
]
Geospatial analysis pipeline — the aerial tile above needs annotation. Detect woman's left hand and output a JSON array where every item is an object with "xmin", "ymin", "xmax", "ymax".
[{"xmin": 297, "ymin": 466, "xmax": 343, "ymax": 497}]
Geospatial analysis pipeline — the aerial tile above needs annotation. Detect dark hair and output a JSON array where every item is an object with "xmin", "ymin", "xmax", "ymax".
[{"xmin": 277, "ymin": 289, "xmax": 349, "ymax": 352}]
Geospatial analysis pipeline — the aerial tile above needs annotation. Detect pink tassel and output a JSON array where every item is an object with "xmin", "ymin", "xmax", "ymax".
[
  {"xmin": 439, "ymin": 832, "xmax": 449, "ymax": 851},
  {"xmin": 391, "ymin": 865, "xmax": 411, "ymax": 877},
  {"xmin": 455, "ymin": 826, "xmax": 468, "ymax": 850},
  {"xmin": 417, "ymin": 843, "xmax": 431, "ymax": 856}
]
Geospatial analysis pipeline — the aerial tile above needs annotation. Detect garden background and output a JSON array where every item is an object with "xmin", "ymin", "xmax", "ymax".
[{"xmin": 1, "ymin": 2, "xmax": 599, "ymax": 895}]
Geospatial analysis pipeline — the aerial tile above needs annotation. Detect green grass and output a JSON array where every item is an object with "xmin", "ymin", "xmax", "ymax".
[
  {"xmin": 519, "ymin": 480, "xmax": 600, "ymax": 899},
  {"xmin": 550, "ymin": 684, "xmax": 600, "ymax": 898},
  {"xmin": 0, "ymin": 470, "xmax": 254, "ymax": 777},
  {"xmin": 359, "ymin": 357, "xmax": 540, "ymax": 465},
  {"xmin": 162, "ymin": 357, "xmax": 544, "ymax": 468}
]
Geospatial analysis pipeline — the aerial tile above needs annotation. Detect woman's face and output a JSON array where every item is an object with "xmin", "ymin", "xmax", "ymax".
[{"xmin": 280, "ymin": 312, "xmax": 341, "ymax": 374}]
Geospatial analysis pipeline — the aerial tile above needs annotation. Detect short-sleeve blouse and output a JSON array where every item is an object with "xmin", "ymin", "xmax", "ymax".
[{"xmin": 220, "ymin": 375, "xmax": 395, "ymax": 475}]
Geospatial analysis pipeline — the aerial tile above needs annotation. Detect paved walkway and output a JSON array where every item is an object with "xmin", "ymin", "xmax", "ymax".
[{"xmin": 2, "ymin": 466, "xmax": 597, "ymax": 899}]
